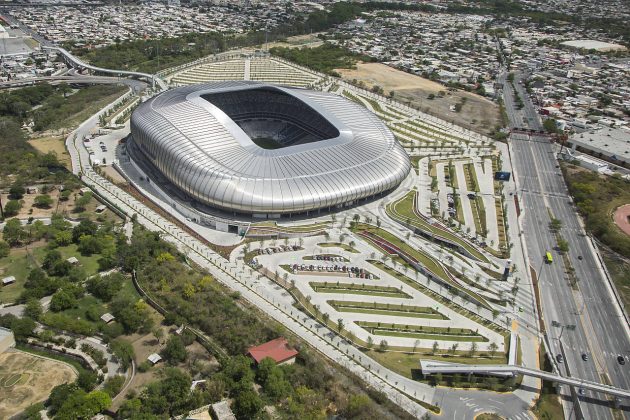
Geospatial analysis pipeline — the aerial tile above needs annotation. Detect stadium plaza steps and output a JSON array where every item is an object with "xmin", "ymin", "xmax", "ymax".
[
  {"xmin": 168, "ymin": 58, "xmax": 321, "ymax": 88},
  {"xmin": 169, "ymin": 59, "xmax": 245, "ymax": 85}
]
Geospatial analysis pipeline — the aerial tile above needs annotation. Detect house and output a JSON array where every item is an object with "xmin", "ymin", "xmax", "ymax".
[
  {"xmin": 95, "ymin": 205, "xmax": 107, "ymax": 213},
  {"xmin": 147, "ymin": 353, "xmax": 162, "ymax": 365},
  {"xmin": 247, "ymin": 337, "xmax": 298, "ymax": 366},
  {"xmin": 210, "ymin": 400, "xmax": 236, "ymax": 420},
  {"xmin": 100, "ymin": 313, "xmax": 115, "ymax": 324},
  {"xmin": 26, "ymin": 187, "xmax": 38, "ymax": 194},
  {"xmin": 2, "ymin": 276, "xmax": 16, "ymax": 286},
  {"xmin": 66, "ymin": 257, "xmax": 79, "ymax": 265}
]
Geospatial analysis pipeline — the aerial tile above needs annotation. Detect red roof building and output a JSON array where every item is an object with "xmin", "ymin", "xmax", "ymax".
[{"xmin": 247, "ymin": 337, "xmax": 298, "ymax": 365}]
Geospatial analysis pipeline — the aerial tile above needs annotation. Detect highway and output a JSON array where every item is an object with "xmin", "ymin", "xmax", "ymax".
[{"xmin": 503, "ymin": 71, "xmax": 630, "ymax": 419}]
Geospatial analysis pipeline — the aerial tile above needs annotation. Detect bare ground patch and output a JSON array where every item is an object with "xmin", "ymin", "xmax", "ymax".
[
  {"xmin": 0, "ymin": 350, "xmax": 77, "ymax": 419},
  {"xmin": 27, "ymin": 135, "xmax": 72, "ymax": 170},
  {"xmin": 335, "ymin": 62, "xmax": 500, "ymax": 136}
]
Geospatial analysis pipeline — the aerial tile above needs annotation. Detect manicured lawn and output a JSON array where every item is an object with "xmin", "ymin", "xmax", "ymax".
[
  {"xmin": 369, "ymin": 329, "xmax": 488, "ymax": 342},
  {"xmin": 365, "ymin": 349, "xmax": 506, "ymax": 380},
  {"xmin": 310, "ymin": 286, "xmax": 411, "ymax": 299},
  {"xmin": 60, "ymin": 295, "xmax": 107, "ymax": 328},
  {"xmin": 357, "ymin": 321, "xmax": 487, "ymax": 342},
  {"xmin": 386, "ymin": 191, "xmax": 488, "ymax": 263},
  {"xmin": 328, "ymin": 300, "xmax": 447, "ymax": 319},
  {"xmin": 0, "ymin": 248, "xmax": 40, "ymax": 304},
  {"xmin": 317, "ymin": 242, "xmax": 359, "ymax": 253}
]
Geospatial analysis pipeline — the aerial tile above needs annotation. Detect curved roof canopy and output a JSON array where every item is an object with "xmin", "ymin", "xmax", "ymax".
[{"xmin": 130, "ymin": 81, "xmax": 410, "ymax": 214}]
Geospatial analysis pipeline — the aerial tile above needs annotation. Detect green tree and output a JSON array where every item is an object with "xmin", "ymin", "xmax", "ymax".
[
  {"xmin": 110, "ymin": 339, "xmax": 135, "ymax": 371},
  {"xmin": 3, "ymin": 218, "xmax": 26, "ymax": 246},
  {"xmin": 233, "ymin": 388, "xmax": 263, "ymax": 420},
  {"xmin": 378, "ymin": 339, "xmax": 389, "ymax": 352},
  {"xmin": 24, "ymin": 298, "xmax": 43, "ymax": 320},
  {"xmin": 4, "ymin": 200, "xmax": 22, "ymax": 217},
  {"xmin": 162, "ymin": 336, "xmax": 187, "ymax": 365},
  {"xmin": 50, "ymin": 289, "xmax": 77, "ymax": 312},
  {"xmin": 33, "ymin": 194, "xmax": 53, "ymax": 208},
  {"xmin": 9, "ymin": 183, "xmax": 25, "ymax": 199},
  {"xmin": 489, "ymin": 342, "xmax": 499, "ymax": 357}
]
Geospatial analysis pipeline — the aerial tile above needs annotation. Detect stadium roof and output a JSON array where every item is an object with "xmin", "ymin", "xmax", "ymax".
[{"xmin": 130, "ymin": 81, "xmax": 410, "ymax": 215}]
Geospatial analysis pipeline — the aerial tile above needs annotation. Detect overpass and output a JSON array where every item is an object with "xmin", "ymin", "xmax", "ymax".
[
  {"xmin": 0, "ymin": 75, "xmax": 138, "ymax": 88},
  {"xmin": 420, "ymin": 360, "xmax": 630, "ymax": 399},
  {"xmin": 43, "ymin": 46, "xmax": 167, "ymax": 91}
]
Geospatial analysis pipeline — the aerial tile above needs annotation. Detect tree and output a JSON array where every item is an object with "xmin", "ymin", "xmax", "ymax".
[
  {"xmin": 557, "ymin": 237, "xmax": 569, "ymax": 253},
  {"xmin": 337, "ymin": 318, "xmax": 344, "ymax": 335},
  {"xmin": 489, "ymin": 342, "xmax": 498, "ymax": 357},
  {"xmin": 3, "ymin": 218, "xmax": 26, "ymax": 246},
  {"xmin": 86, "ymin": 273, "xmax": 124, "ymax": 302},
  {"xmin": 33, "ymin": 194, "xmax": 53, "ymax": 208},
  {"xmin": 549, "ymin": 218, "xmax": 562, "ymax": 232},
  {"xmin": 9, "ymin": 183, "xmax": 25, "ymax": 199},
  {"xmin": 24, "ymin": 298, "xmax": 43, "ymax": 320},
  {"xmin": 233, "ymin": 388, "xmax": 263, "ymax": 420},
  {"xmin": 432, "ymin": 341, "xmax": 439, "ymax": 355},
  {"xmin": 162, "ymin": 336, "xmax": 187, "ymax": 365},
  {"xmin": 55, "ymin": 390, "xmax": 111, "ymax": 420},
  {"xmin": 4, "ymin": 200, "xmax": 22, "ymax": 217},
  {"xmin": 110, "ymin": 339, "xmax": 135, "ymax": 371},
  {"xmin": 367, "ymin": 336, "xmax": 374, "ymax": 349},
  {"xmin": 50, "ymin": 289, "xmax": 77, "ymax": 312},
  {"xmin": 469, "ymin": 341, "xmax": 478, "ymax": 357},
  {"xmin": 153, "ymin": 327, "xmax": 164, "ymax": 345},
  {"xmin": 378, "ymin": 339, "xmax": 389, "ymax": 352},
  {"xmin": 72, "ymin": 219, "xmax": 97, "ymax": 243}
]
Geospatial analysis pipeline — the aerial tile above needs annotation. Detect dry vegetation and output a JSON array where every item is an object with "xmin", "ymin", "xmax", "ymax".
[
  {"xmin": 0, "ymin": 351, "xmax": 77, "ymax": 419},
  {"xmin": 336, "ymin": 62, "xmax": 500, "ymax": 136}
]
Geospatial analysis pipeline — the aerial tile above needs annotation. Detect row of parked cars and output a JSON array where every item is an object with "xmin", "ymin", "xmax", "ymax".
[
  {"xmin": 257, "ymin": 245, "xmax": 300, "ymax": 255},
  {"xmin": 311, "ymin": 255, "xmax": 345, "ymax": 262},
  {"xmin": 291, "ymin": 263, "xmax": 374, "ymax": 279}
]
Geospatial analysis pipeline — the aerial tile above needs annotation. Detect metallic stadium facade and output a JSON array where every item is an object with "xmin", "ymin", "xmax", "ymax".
[{"xmin": 129, "ymin": 81, "xmax": 410, "ymax": 216}]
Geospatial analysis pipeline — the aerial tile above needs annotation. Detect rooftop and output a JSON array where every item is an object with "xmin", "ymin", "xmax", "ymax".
[
  {"xmin": 569, "ymin": 127, "xmax": 630, "ymax": 164},
  {"xmin": 247, "ymin": 337, "xmax": 298, "ymax": 364}
]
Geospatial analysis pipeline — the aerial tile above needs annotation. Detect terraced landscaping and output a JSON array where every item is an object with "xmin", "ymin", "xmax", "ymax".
[
  {"xmin": 368, "ymin": 261, "xmax": 507, "ymax": 335},
  {"xmin": 328, "ymin": 300, "xmax": 448, "ymax": 319},
  {"xmin": 357, "ymin": 321, "xmax": 489, "ymax": 342},
  {"xmin": 386, "ymin": 191, "xmax": 489, "ymax": 263},
  {"xmin": 309, "ymin": 282, "xmax": 412, "ymax": 298}
]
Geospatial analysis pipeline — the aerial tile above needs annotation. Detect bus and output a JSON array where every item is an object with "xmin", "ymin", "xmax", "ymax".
[{"xmin": 545, "ymin": 251, "xmax": 553, "ymax": 264}]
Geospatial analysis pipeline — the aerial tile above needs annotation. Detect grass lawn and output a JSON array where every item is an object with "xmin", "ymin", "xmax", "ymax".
[
  {"xmin": 60, "ymin": 295, "xmax": 107, "ymax": 328},
  {"xmin": 336, "ymin": 307, "xmax": 446, "ymax": 319},
  {"xmin": 310, "ymin": 285, "xmax": 411, "ymax": 299},
  {"xmin": 317, "ymin": 242, "xmax": 359, "ymax": 253},
  {"xmin": 357, "ymin": 321, "xmax": 487, "ymax": 342},
  {"xmin": 0, "ymin": 248, "xmax": 41, "ymax": 304},
  {"xmin": 386, "ymin": 191, "xmax": 488, "ymax": 263},
  {"xmin": 365, "ymin": 349, "xmax": 506, "ymax": 380},
  {"xmin": 32, "ymin": 244, "xmax": 101, "ymax": 276},
  {"xmin": 328, "ymin": 300, "xmax": 447, "ymax": 319},
  {"xmin": 369, "ymin": 329, "xmax": 488, "ymax": 342}
]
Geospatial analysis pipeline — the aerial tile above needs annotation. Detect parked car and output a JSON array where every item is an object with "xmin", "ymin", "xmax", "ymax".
[
  {"xmin": 556, "ymin": 354, "xmax": 564, "ymax": 363},
  {"xmin": 618, "ymin": 355, "xmax": 626, "ymax": 365}
]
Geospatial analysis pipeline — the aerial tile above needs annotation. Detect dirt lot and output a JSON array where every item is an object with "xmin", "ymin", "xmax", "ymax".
[
  {"xmin": 336, "ymin": 62, "xmax": 501, "ymax": 136},
  {"xmin": 27, "ymin": 135, "xmax": 72, "ymax": 170},
  {"xmin": 0, "ymin": 350, "xmax": 77, "ymax": 419}
]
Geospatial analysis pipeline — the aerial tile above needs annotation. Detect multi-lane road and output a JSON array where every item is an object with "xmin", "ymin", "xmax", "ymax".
[{"xmin": 503, "ymin": 71, "xmax": 630, "ymax": 419}]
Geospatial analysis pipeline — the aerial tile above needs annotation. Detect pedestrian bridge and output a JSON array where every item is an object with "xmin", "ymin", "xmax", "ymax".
[{"xmin": 420, "ymin": 360, "xmax": 630, "ymax": 399}]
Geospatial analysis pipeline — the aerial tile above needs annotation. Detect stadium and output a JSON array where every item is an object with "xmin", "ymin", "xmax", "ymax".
[{"xmin": 128, "ymin": 81, "xmax": 410, "ymax": 219}]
